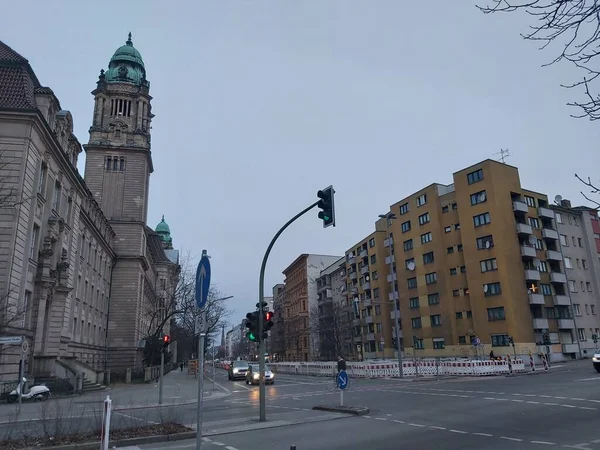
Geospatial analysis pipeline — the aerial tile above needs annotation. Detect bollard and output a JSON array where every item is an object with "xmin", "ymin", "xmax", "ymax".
[{"xmin": 290, "ymin": 446, "xmax": 297, "ymax": 450}]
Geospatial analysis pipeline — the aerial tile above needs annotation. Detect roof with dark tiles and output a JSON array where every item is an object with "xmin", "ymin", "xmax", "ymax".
[
  {"xmin": 0, "ymin": 41, "xmax": 28, "ymax": 63},
  {"xmin": 0, "ymin": 40, "xmax": 43, "ymax": 110}
]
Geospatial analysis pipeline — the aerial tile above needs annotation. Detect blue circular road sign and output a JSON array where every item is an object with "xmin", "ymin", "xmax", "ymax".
[{"xmin": 337, "ymin": 370, "xmax": 348, "ymax": 390}]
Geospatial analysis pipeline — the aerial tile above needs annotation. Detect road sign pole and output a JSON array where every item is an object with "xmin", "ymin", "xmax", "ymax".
[
  {"xmin": 258, "ymin": 200, "xmax": 320, "ymax": 422},
  {"xmin": 159, "ymin": 350, "xmax": 164, "ymax": 405},
  {"xmin": 196, "ymin": 309, "xmax": 206, "ymax": 450},
  {"xmin": 17, "ymin": 354, "xmax": 24, "ymax": 414}
]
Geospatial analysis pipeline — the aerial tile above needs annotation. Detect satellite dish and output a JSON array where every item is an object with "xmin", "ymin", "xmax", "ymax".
[
  {"xmin": 365, "ymin": 275, "xmax": 370, "ymax": 281},
  {"xmin": 533, "ymin": 258, "xmax": 541, "ymax": 267},
  {"xmin": 554, "ymin": 195, "xmax": 563, "ymax": 204},
  {"xmin": 483, "ymin": 284, "xmax": 489, "ymax": 293},
  {"xmin": 528, "ymin": 235, "xmax": 537, "ymax": 245},
  {"xmin": 479, "ymin": 192, "xmax": 486, "ymax": 202},
  {"xmin": 407, "ymin": 261, "xmax": 416, "ymax": 271},
  {"xmin": 485, "ymin": 241, "xmax": 491, "ymax": 249}
]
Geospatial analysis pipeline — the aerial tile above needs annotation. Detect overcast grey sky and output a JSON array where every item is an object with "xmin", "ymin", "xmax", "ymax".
[{"xmin": 3, "ymin": 1, "xmax": 599, "ymax": 328}]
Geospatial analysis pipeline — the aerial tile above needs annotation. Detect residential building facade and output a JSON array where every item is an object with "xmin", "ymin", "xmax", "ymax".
[
  {"xmin": 282, "ymin": 254, "xmax": 340, "ymax": 361},
  {"xmin": 552, "ymin": 200, "xmax": 600, "ymax": 356},
  {"xmin": 271, "ymin": 283, "xmax": 285, "ymax": 361},
  {"xmin": 0, "ymin": 36, "xmax": 178, "ymax": 382}
]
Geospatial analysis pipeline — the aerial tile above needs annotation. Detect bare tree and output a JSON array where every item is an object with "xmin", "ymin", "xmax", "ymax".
[
  {"xmin": 477, "ymin": 1, "xmax": 600, "ymax": 120},
  {"xmin": 311, "ymin": 302, "xmax": 354, "ymax": 361},
  {"xmin": 574, "ymin": 174, "xmax": 600, "ymax": 209}
]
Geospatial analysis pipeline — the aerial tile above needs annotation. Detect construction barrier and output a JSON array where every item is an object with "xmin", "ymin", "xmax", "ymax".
[{"xmin": 213, "ymin": 358, "xmax": 526, "ymax": 379}]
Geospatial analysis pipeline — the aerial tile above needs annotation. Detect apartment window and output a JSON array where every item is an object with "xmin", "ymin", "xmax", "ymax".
[
  {"xmin": 592, "ymin": 305, "xmax": 597, "ymax": 315},
  {"xmin": 460, "ymin": 265, "xmax": 466, "ymax": 273},
  {"xmin": 409, "ymin": 297, "xmax": 419, "ymax": 308},
  {"xmin": 578, "ymin": 328, "xmax": 586, "ymax": 341},
  {"xmin": 421, "ymin": 232, "xmax": 432, "ymax": 244},
  {"xmin": 487, "ymin": 307, "xmax": 505, "ymax": 321},
  {"xmin": 473, "ymin": 212, "xmax": 491, "ymax": 228},
  {"xmin": 574, "ymin": 217, "xmax": 579, "ymax": 226},
  {"xmin": 565, "ymin": 257, "xmax": 573, "ymax": 269},
  {"xmin": 491, "ymin": 334, "xmax": 510, "ymax": 347},
  {"xmin": 578, "ymin": 237, "xmax": 583, "ymax": 247},
  {"xmin": 416, "ymin": 194, "xmax": 427, "ymax": 207},
  {"xmin": 370, "ymin": 254, "xmax": 376, "ymax": 264},
  {"xmin": 583, "ymin": 259, "xmax": 588, "ymax": 269},
  {"xmin": 452, "ymin": 203, "xmax": 458, "ymax": 210},
  {"xmin": 37, "ymin": 163, "xmax": 47, "ymax": 195},
  {"xmin": 556, "ymin": 213, "xmax": 563, "ymax": 223},
  {"xmin": 442, "ymin": 205, "xmax": 449, "ymax": 213},
  {"xmin": 573, "ymin": 304, "xmax": 582, "ymax": 316},
  {"xmin": 476, "ymin": 235, "xmax": 494, "ymax": 249},
  {"xmin": 534, "ymin": 239, "xmax": 543, "ymax": 250},
  {"xmin": 466, "ymin": 311, "xmax": 472, "ymax": 318},
  {"xmin": 430, "ymin": 315, "xmax": 442, "ymax": 326},
  {"xmin": 414, "ymin": 338, "xmax": 424, "ymax": 349},
  {"xmin": 525, "ymin": 196, "xmax": 536, "ymax": 207},
  {"xmin": 569, "ymin": 280, "xmax": 577, "ymax": 293},
  {"xmin": 407, "ymin": 277, "xmax": 417, "ymax": 289},
  {"xmin": 433, "ymin": 338, "xmax": 445, "ymax": 349},
  {"xmin": 403, "ymin": 239, "xmax": 413, "ymax": 251},
  {"xmin": 447, "ymin": 246, "xmax": 454, "ymax": 254},
  {"xmin": 528, "ymin": 217, "xmax": 540, "ymax": 229},
  {"xmin": 456, "ymin": 312, "xmax": 463, "ymax": 319},
  {"xmin": 411, "ymin": 317, "xmax": 422, "ymax": 328},
  {"xmin": 29, "ymin": 225, "xmax": 39, "ymax": 260},
  {"xmin": 425, "ymin": 272, "xmax": 437, "ymax": 285},
  {"xmin": 405, "ymin": 258, "xmax": 415, "ymax": 270},
  {"xmin": 418, "ymin": 212, "xmax": 430, "ymax": 225},
  {"xmin": 453, "ymin": 289, "xmax": 460, "ymax": 296},
  {"xmin": 399, "ymin": 203, "xmax": 409, "ymax": 215},
  {"xmin": 470, "ymin": 190, "xmax": 487, "ymax": 205},
  {"xmin": 21, "ymin": 291, "xmax": 31, "ymax": 328},
  {"xmin": 560, "ymin": 234, "xmax": 568, "ymax": 246},
  {"xmin": 480, "ymin": 258, "xmax": 497, "ymax": 273},
  {"xmin": 484, "ymin": 282, "xmax": 501, "ymax": 296},
  {"xmin": 454, "ymin": 223, "xmax": 460, "ymax": 230},
  {"xmin": 457, "ymin": 244, "xmax": 463, "ymax": 252},
  {"xmin": 587, "ymin": 282, "xmax": 592, "ymax": 292},
  {"xmin": 119, "ymin": 157, "xmax": 126, "ymax": 171},
  {"xmin": 401, "ymin": 221, "xmax": 411, "ymax": 233},
  {"xmin": 450, "ymin": 268, "xmax": 457, "ymax": 275},
  {"xmin": 467, "ymin": 169, "xmax": 483, "ymax": 185},
  {"xmin": 423, "ymin": 251, "xmax": 434, "ymax": 265},
  {"xmin": 458, "ymin": 336, "xmax": 466, "ymax": 344},
  {"xmin": 52, "ymin": 181, "xmax": 61, "ymax": 211},
  {"xmin": 540, "ymin": 284, "xmax": 552, "ymax": 295},
  {"xmin": 428, "ymin": 293, "xmax": 440, "ymax": 305},
  {"xmin": 444, "ymin": 226, "xmax": 451, "ymax": 233}
]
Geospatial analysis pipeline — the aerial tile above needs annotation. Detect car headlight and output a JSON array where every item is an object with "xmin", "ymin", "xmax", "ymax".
[
  {"xmin": 253, "ymin": 373, "xmax": 259, "ymax": 379},
  {"xmin": 233, "ymin": 369, "xmax": 238, "ymax": 374},
  {"xmin": 593, "ymin": 356, "xmax": 600, "ymax": 362}
]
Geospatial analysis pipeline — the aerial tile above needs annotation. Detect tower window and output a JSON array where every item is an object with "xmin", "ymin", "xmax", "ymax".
[
  {"xmin": 110, "ymin": 99, "xmax": 132, "ymax": 117},
  {"xmin": 106, "ymin": 157, "xmax": 112, "ymax": 170},
  {"xmin": 113, "ymin": 157, "xmax": 118, "ymax": 171},
  {"xmin": 115, "ymin": 129, "xmax": 121, "ymax": 138},
  {"xmin": 119, "ymin": 157, "xmax": 126, "ymax": 171}
]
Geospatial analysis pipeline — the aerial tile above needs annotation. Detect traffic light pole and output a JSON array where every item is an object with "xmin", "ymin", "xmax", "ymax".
[
  {"xmin": 159, "ymin": 350, "xmax": 164, "ymax": 405},
  {"xmin": 196, "ymin": 309, "xmax": 207, "ymax": 450},
  {"xmin": 258, "ymin": 200, "xmax": 320, "ymax": 422}
]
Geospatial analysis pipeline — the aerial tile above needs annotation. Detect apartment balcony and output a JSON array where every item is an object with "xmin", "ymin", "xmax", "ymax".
[
  {"xmin": 367, "ymin": 333, "xmax": 376, "ymax": 341},
  {"xmin": 524, "ymin": 269, "xmax": 541, "ymax": 281},
  {"xmin": 557, "ymin": 319, "xmax": 575, "ymax": 329},
  {"xmin": 516, "ymin": 223, "xmax": 533, "ymax": 235},
  {"xmin": 389, "ymin": 291, "xmax": 399, "ymax": 301},
  {"xmin": 347, "ymin": 256, "xmax": 356, "ymax": 265},
  {"xmin": 538, "ymin": 207, "xmax": 555, "ymax": 219},
  {"xmin": 521, "ymin": 246, "xmax": 537, "ymax": 258},
  {"xmin": 546, "ymin": 250, "xmax": 562, "ymax": 261},
  {"xmin": 387, "ymin": 273, "xmax": 397, "ymax": 282},
  {"xmin": 542, "ymin": 228, "xmax": 559, "ymax": 240},
  {"xmin": 513, "ymin": 200, "xmax": 529, "ymax": 213},
  {"xmin": 365, "ymin": 316, "xmax": 374, "ymax": 324},
  {"xmin": 550, "ymin": 272, "xmax": 567, "ymax": 283},
  {"xmin": 528, "ymin": 293, "xmax": 545, "ymax": 305},
  {"xmin": 353, "ymin": 335, "xmax": 362, "ymax": 343},
  {"xmin": 532, "ymin": 318, "xmax": 549, "ymax": 329},
  {"xmin": 352, "ymin": 318, "xmax": 361, "ymax": 327},
  {"xmin": 385, "ymin": 256, "xmax": 394, "ymax": 265},
  {"xmin": 361, "ymin": 265, "xmax": 370, "ymax": 275},
  {"xmin": 384, "ymin": 237, "xmax": 393, "ymax": 248},
  {"xmin": 363, "ymin": 298, "xmax": 373, "ymax": 306},
  {"xmin": 390, "ymin": 308, "xmax": 401, "ymax": 320},
  {"xmin": 562, "ymin": 343, "xmax": 579, "ymax": 353},
  {"xmin": 363, "ymin": 282, "xmax": 371, "ymax": 290},
  {"xmin": 317, "ymin": 282, "xmax": 331, "ymax": 292},
  {"xmin": 359, "ymin": 249, "xmax": 368, "ymax": 258},
  {"xmin": 553, "ymin": 295, "xmax": 571, "ymax": 306},
  {"xmin": 349, "ymin": 271, "xmax": 357, "ymax": 280}
]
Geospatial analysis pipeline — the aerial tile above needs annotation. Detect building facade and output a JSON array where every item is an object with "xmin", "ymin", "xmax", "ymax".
[
  {"xmin": 0, "ymin": 36, "xmax": 178, "ymax": 382},
  {"xmin": 271, "ymin": 283, "xmax": 285, "ymax": 361},
  {"xmin": 282, "ymin": 254, "xmax": 340, "ymax": 361},
  {"xmin": 552, "ymin": 200, "xmax": 600, "ymax": 356}
]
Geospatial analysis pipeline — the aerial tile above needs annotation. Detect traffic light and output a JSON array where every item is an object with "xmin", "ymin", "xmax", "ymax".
[
  {"xmin": 245, "ymin": 312, "xmax": 259, "ymax": 342},
  {"xmin": 162, "ymin": 335, "xmax": 171, "ymax": 349},
  {"xmin": 317, "ymin": 186, "xmax": 336, "ymax": 228},
  {"xmin": 262, "ymin": 311, "xmax": 274, "ymax": 339}
]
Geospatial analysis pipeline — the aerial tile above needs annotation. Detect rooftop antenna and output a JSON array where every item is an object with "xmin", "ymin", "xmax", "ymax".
[{"xmin": 493, "ymin": 148, "xmax": 511, "ymax": 163}]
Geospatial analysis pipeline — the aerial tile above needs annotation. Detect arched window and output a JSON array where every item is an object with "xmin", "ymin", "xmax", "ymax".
[
  {"xmin": 119, "ymin": 157, "xmax": 125, "ymax": 171},
  {"xmin": 106, "ymin": 157, "xmax": 112, "ymax": 170}
]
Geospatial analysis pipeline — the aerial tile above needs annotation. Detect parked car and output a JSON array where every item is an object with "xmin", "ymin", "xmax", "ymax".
[
  {"xmin": 228, "ymin": 360, "xmax": 249, "ymax": 381},
  {"xmin": 245, "ymin": 364, "xmax": 275, "ymax": 385},
  {"xmin": 592, "ymin": 349, "xmax": 600, "ymax": 373}
]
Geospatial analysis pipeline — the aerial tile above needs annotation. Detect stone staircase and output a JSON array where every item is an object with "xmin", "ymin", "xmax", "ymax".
[{"xmin": 83, "ymin": 378, "xmax": 106, "ymax": 393}]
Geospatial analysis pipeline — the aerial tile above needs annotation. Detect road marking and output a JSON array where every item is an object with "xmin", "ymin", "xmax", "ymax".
[
  {"xmin": 375, "ymin": 417, "xmax": 387, "ymax": 421},
  {"xmin": 408, "ymin": 423, "xmax": 425, "ymax": 427},
  {"xmin": 449, "ymin": 429, "xmax": 468, "ymax": 434},
  {"xmin": 531, "ymin": 441, "xmax": 556, "ymax": 445},
  {"xmin": 527, "ymin": 401, "xmax": 541, "ymax": 404},
  {"xmin": 430, "ymin": 426, "xmax": 446, "ymax": 430},
  {"xmin": 393, "ymin": 419, "xmax": 405, "ymax": 424},
  {"xmin": 576, "ymin": 377, "xmax": 600, "ymax": 381},
  {"xmin": 500, "ymin": 436, "xmax": 523, "ymax": 442},
  {"xmin": 473, "ymin": 432, "xmax": 493, "ymax": 437}
]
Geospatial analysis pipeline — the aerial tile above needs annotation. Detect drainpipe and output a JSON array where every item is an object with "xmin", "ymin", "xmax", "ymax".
[{"xmin": 104, "ymin": 260, "xmax": 115, "ymax": 372}]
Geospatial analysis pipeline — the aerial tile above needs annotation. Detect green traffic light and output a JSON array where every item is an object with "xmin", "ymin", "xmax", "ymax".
[{"xmin": 246, "ymin": 331, "xmax": 257, "ymax": 341}]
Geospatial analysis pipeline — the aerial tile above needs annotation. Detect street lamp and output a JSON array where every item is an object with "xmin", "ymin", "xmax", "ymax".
[{"xmin": 379, "ymin": 212, "xmax": 403, "ymax": 379}]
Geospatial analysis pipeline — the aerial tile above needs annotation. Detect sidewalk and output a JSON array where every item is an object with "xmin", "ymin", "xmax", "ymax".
[{"xmin": 75, "ymin": 369, "xmax": 230, "ymax": 408}]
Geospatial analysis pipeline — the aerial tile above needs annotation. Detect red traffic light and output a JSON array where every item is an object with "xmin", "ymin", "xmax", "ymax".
[
  {"xmin": 265, "ymin": 311, "xmax": 273, "ymax": 321},
  {"xmin": 163, "ymin": 335, "xmax": 171, "ymax": 344}
]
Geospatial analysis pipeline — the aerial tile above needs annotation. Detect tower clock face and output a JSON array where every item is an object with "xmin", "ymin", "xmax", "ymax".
[{"xmin": 118, "ymin": 66, "xmax": 128, "ymax": 77}]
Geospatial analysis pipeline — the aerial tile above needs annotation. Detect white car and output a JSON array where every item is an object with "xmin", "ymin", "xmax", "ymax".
[
  {"xmin": 245, "ymin": 364, "xmax": 275, "ymax": 385},
  {"xmin": 592, "ymin": 349, "xmax": 600, "ymax": 373}
]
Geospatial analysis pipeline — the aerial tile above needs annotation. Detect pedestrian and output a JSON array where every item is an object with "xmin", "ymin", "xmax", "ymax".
[
  {"xmin": 336, "ymin": 356, "xmax": 346, "ymax": 387},
  {"xmin": 489, "ymin": 350, "xmax": 495, "ymax": 360},
  {"xmin": 180, "ymin": 362, "xmax": 184, "ymax": 372}
]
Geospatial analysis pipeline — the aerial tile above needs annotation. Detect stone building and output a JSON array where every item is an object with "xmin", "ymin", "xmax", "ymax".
[{"xmin": 0, "ymin": 35, "xmax": 179, "ymax": 382}]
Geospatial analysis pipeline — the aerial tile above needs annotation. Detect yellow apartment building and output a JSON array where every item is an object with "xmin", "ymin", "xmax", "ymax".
[{"xmin": 351, "ymin": 159, "xmax": 577, "ymax": 359}]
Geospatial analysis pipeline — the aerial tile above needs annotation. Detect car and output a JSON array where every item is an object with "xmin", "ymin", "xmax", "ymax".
[
  {"xmin": 228, "ymin": 360, "xmax": 249, "ymax": 381},
  {"xmin": 592, "ymin": 349, "xmax": 600, "ymax": 373},
  {"xmin": 245, "ymin": 364, "xmax": 275, "ymax": 385}
]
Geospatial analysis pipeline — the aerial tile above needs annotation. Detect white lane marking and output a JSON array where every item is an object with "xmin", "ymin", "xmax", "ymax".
[
  {"xmin": 430, "ymin": 426, "xmax": 446, "ymax": 430},
  {"xmin": 531, "ymin": 441, "xmax": 556, "ymax": 445},
  {"xmin": 449, "ymin": 429, "xmax": 468, "ymax": 434},
  {"xmin": 225, "ymin": 447, "xmax": 239, "ymax": 450},
  {"xmin": 408, "ymin": 423, "xmax": 425, "ymax": 427},
  {"xmin": 393, "ymin": 419, "xmax": 405, "ymax": 424},
  {"xmin": 500, "ymin": 436, "xmax": 523, "ymax": 442},
  {"xmin": 473, "ymin": 432, "xmax": 493, "ymax": 437}
]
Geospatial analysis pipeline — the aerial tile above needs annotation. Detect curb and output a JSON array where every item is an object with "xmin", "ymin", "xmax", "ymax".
[
  {"xmin": 37, "ymin": 431, "xmax": 196, "ymax": 450},
  {"xmin": 312, "ymin": 405, "xmax": 370, "ymax": 416}
]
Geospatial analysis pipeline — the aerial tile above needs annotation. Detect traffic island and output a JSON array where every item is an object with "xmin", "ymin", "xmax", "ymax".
[{"xmin": 312, "ymin": 405, "xmax": 370, "ymax": 416}]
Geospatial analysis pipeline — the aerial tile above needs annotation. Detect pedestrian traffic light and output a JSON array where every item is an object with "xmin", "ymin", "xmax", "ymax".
[
  {"xmin": 262, "ymin": 311, "xmax": 274, "ymax": 339},
  {"xmin": 317, "ymin": 186, "xmax": 335, "ymax": 228},
  {"xmin": 162, "ymin": 335, "xmax": 171, "ymax": 349},
  {"xmin": 245, "ymin": 312, "xmax": 260, "ymax": 342}
]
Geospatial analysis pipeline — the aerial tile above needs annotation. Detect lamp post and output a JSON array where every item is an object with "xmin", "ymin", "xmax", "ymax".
[{"xmin": 379, "ymin": 212, "xmax": 403, "ymax": 379}]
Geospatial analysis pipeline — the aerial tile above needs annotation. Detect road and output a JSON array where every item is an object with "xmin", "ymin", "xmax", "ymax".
[{"xmin": 123, "ymin": 360, "xmax": 600, "ymax": 450}]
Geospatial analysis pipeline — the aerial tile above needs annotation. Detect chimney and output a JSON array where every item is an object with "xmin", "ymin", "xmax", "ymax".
[{"xmin": 560, "ymin": 199, "xmax": 572, "ymax": 208}]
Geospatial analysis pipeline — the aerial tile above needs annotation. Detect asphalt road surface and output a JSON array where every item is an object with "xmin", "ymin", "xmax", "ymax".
[{"xmin": 125, "ymin": 359, "xmax": 600, "ymax": 450}]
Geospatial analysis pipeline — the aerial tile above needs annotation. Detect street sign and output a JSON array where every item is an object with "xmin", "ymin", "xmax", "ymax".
[
  {"xmin": 380, "ymin": 337, "xmax": 385, "ymax": 344},
  {"xmin": 195, "ymin": 251, "xmax": 211, "ymax": 309},
  {"xmin": 337, "ymin": 370, "xmax": 348, "ymax": 390},
  {"xmin": 21, "ymin": 341, "xmax": 29, "ymax": 355},
  {"xmin": 0, "ymin": 336, "xmax": 24, "ymax": 345},
  {"xmin": 473, "ymin": 337, "xmax": 481, "ymax": 347},
  {"xmin": 194, "ymin": 315, "xmax": 203, "ymax": 336}
]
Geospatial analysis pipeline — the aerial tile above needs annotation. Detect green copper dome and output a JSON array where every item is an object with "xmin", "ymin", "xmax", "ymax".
[
  {"xmin": 104, "ymin": 33, "xmax": 147, "ymax": 86},
  {"xmin": 156, "ymin": 215, "xmax": 170, "ymax": 234}
]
